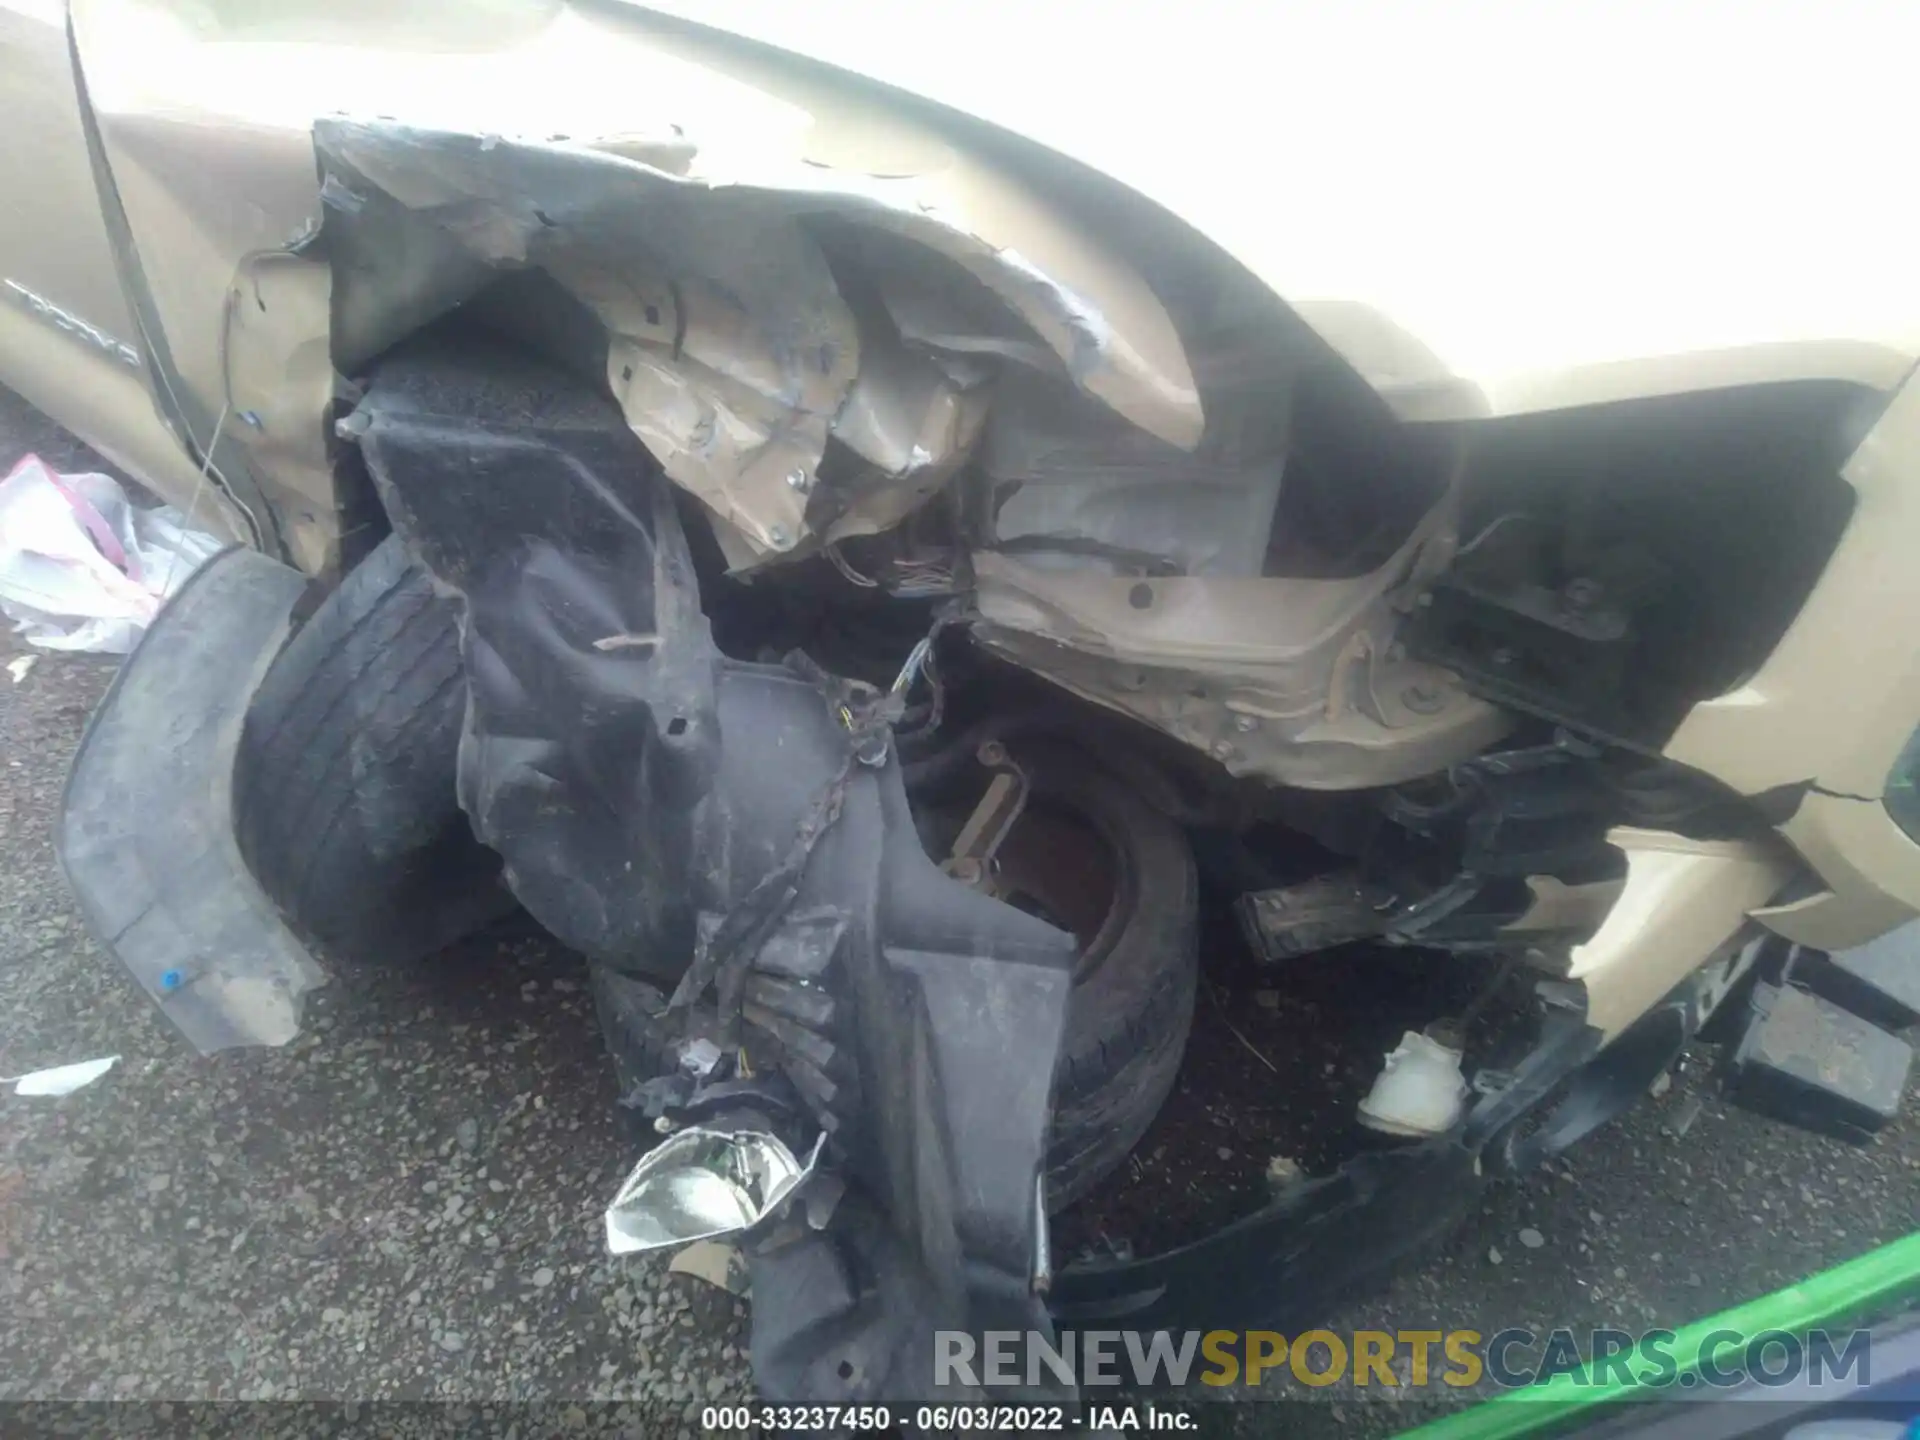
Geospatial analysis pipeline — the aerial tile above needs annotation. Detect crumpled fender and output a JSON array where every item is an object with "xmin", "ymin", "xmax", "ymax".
[
  {"xmin": 312, "ymin": 36, "xmax": 1201, "ymax": 569},
  {"xmin": 70, "ymin": 0, "xmax": 1199, "ymax": 573}
]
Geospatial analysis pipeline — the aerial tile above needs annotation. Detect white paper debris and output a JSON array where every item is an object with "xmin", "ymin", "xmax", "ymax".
[
  {"xmin": 5, "ymin": 654, "xmax": 33, "ymax": 683},
  {"xmin": 6, "ymin": 1054, "xmax": 120, "ymax": 1096},
  {"xmin": 0, "ymin": 454, "xmax": 222, "ymax": 653},
  {"xmin": 667, "ymin": 1238, "xmax": 751, "ymax": 1296}
]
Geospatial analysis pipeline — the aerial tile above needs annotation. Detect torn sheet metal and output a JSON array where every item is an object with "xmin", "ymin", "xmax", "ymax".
[
  {"xmin": 220, "ymin": 250, "xmax": 340, "ymax": 576},
  {"xmin": 819, "ymin": 315, "xmax": 991, "ymax": 544},
  {"xmin": 983, "ymin": 369, "xmax": 1285, "ymax": 579},
  {"xmin": 841, "ymin": 225, "xmax": 1063, "ymax": 377},
  {"xmin": 560, "ymin": 222, "xmax": 858, "ymax": 560},
  {"xmin": 315, "ymin": 105, "xmax": 1198, "ymax": 568}
]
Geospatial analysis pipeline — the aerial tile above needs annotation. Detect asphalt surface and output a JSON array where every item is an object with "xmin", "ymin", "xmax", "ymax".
[{"xmin": 1, "ymin": 386, "xmax": 1917, "ymax": 1439}]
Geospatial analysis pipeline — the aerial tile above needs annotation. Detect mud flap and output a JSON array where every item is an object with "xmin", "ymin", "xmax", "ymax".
[{"xmin": 58, "ymin": 547, "xmax": 328, "ymax": 1051}]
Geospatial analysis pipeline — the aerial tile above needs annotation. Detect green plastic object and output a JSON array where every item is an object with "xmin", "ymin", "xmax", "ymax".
[{"xmin": 1394, "ymin": 1230, "xmax": 1920, "ymax": 1440}]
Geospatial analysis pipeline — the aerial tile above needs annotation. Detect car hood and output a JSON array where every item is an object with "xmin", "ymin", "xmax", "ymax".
[{"xmin": 625, "ymin": 0, "xmax": 1920, "ymax": 419}]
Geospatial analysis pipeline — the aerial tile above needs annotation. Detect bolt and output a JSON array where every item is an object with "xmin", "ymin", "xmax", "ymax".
[
  {"xmin": 947, "ymin": 857, "xmax": 984, "ymax": 886},
  {"xmin": 1211, "ymin": 740, "xmax": 1234, "ymax": 759},
  {"xmin": 1563, "ymin": 577, "xmax": 1603, "ymax": 610},
  {"xmin": 240, "ymin": 411, "xmax": 264, "ymax": 430},
  {"xmin": 785, "ymin": 469, "xmax": 810, "ymax": 492},
  {"xmin": 767, "ymin": 525, "xmax": 792, "ymax": 549},
  {"xmin": 1401, "ymin": 683, "xmax": 1446, "ymax": 714},
  {"xmin": 1233, "ymin": 714, "xmax": 1258, "ymax": 733},
  {"xmin": 976, "ymin": 739, "xmax": 1009, "ymax": 767}
]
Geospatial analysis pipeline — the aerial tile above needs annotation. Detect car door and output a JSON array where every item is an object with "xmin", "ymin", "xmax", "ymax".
[{"xmin": 0, "ymin": 0, "xmax": 229, "ymax": 521}]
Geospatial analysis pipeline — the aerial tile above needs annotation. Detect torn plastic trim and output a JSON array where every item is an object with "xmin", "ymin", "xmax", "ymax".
[
  {"xmin": 1043, "ymin": 911, "xmax": 1803, "ymax": 1335},
  {"xmin": 350, "ymin": 334, "xmax": 1077, "ymax": 1401},
  {"xmin": 1566, "ymin": 827, "xmax": 1793, "ymax": 1039},
  {"xmin": 1048, "ymin": 950, "xmax": 1761, "ymax": 1336},
  {"xmin": 314, "ymin": 112, "xmax": 1200, "ymax": 568},
  {"xmin": 58, "ymin": 546, "xmax": 328, "ymax": 1051},
  {"xmin": 1046, "ymin": 1002, "xmax": 1599, "ymax": 1332}
]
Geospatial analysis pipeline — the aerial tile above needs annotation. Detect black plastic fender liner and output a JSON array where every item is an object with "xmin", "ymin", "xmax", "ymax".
[
  {"xmin": 58, "ymin": 547, "xmax": 329, "ymax": 1052},
  {"xmin": 1048, "ymin": 1138, "xmax": 1487, "ymax": 1333},
  {"xmin": 1042, "ymin": 1006, "xmax": 1613, "ymax": 1335},
  {"xmin": 352, "ymin": 334, "xmax": 1079, "ymax": 1401},
  {"xmin": 353, "ymin": 337, "xmax": 720, "ymax": 979}
]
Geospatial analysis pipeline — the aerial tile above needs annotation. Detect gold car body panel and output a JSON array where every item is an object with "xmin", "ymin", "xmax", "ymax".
[
  {"xmin": 0, "ymin": 0, "xmax": 246, "ymax": 541},
  {"xmin": 1666, "ymin": 364, "xmax": 1920, "ymax": 937},
  {"xmin": 619, "ymin": 0, "xmax": 1920, "ymax": 421}
]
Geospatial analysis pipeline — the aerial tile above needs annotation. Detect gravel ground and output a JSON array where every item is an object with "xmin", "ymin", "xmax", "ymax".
[{"xmin": 1, "ymin": 388, "xmax": 1916, "ymax": 1439}]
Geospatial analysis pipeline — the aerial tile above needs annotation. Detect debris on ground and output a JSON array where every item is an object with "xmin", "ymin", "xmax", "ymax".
[
  {"xmin": 0, "ymin": 455, "xmax": 220, "ymax": 653},
  {"xmin": 4, "ymin": 1054, "xmax": 119, "ymax": 1096},
  {"xmin": 1265, "ymin": 1154, "xmax": 1304, "ymax": 1193}
]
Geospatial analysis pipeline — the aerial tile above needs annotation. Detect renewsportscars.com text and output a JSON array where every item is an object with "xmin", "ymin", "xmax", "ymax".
[{"xmin": 935, "ymin": 1327, "xmax": 1872, "ymax": 1391}]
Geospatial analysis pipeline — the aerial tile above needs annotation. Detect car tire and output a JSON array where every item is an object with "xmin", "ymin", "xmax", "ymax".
[
  {"xmin": 985, "ymin": 742, "xmax": 1200, "ymax": 1209},
  {"xmin": 234, "ymin": 533, "xmax": 511, "ymax": 962}
]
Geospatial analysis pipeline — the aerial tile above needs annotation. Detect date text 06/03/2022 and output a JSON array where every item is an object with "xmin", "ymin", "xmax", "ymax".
[{"xmin": 699, "ymin": 1404, "xmax": 1197, "ymax": 1431}]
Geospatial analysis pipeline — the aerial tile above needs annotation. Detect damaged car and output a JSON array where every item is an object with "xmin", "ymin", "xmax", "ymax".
[{"xmin": 8, "ymin": 0, "xmax": 1920, "ymax": 1407}]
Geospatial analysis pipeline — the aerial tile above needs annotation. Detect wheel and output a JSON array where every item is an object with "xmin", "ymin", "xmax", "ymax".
[
  {"xmin": 234, "ymin": 534, "xmax": 510, "ymax": 962},
  {"xmin": 974, "ymin": 742, "xmax": 1200, "ymax": 1209}
]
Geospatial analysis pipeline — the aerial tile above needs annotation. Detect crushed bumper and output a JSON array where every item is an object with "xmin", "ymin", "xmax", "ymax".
[{"xmin": 57, "ymin": 546, "xmax": 327, "ymax": 1051}]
